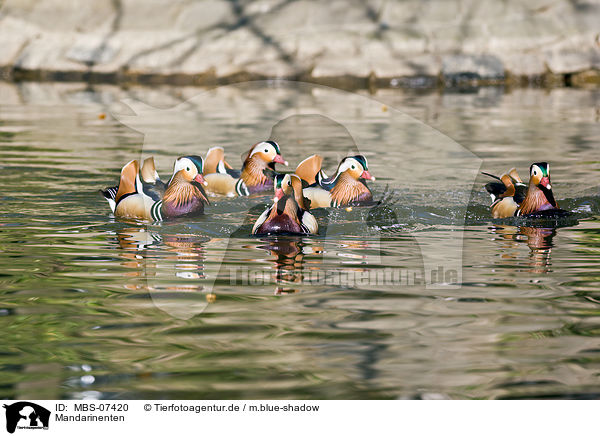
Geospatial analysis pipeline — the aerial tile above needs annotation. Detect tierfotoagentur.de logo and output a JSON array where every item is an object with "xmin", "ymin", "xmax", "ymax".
[{"xmin": 2, "ymin": 402, "xmax": 50, "ymax": 434}]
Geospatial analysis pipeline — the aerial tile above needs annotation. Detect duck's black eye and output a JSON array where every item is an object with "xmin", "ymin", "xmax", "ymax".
[
  {"xmin": 186, "ymin": 167, "xmax": 190, "ymax": 172},
  {"xmin": 264, "ymin": 148, "xmax": 269, "ymax": 153},
  {"xmin": 351, "ymin": 165, "xmax": 356, "ymax": 170},
  {"xmin": 533, "ymin": 170, "xmax": 537, "ymax": 176}
]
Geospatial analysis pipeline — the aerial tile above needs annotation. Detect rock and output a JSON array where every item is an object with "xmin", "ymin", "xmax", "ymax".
[
  {"xmin": 0, "ymin": 17, "xmax": 35, "ymax": 67},
  {"xmin": 66, "ymin": 35, "xmax": 118, "ymax": 66},
  {"xmin": 0, "ymin": 0, "xmax": 599, "ymax": 86},
  {"xmin": 501, "ymin": 53, "xmax": 547, "ymax": 77},
  {"xmin": 544, "ymin": 36, "xmax": 600, "ymax": 74}
]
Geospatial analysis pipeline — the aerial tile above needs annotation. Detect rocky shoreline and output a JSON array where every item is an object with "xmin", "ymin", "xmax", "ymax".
[{"xmin": 1, "ymin": 0, "xmax": 599, "ymax": 89}]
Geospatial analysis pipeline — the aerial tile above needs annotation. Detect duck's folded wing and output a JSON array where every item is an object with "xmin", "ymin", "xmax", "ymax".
[
  {"xmin": 141, "ymin": 156, "xmax": 161, "ymax": 183},
  {"xmin": 141, "ymin": 180, "xmax": 164, "ymax": 201},
  {"xmin": 224, "ymin": 166, "xmax": 241, "ymax": 179},
  {"xmin": 507, "ymin": 168, "xmax": 523, "ymax": 183},
  {"xmin": 205, "ymin": 147, "xmax": 226, "ymax": 174},
  {"xmin": 295, "ymin": 154, "xmax": 323, "ymax": 186}
]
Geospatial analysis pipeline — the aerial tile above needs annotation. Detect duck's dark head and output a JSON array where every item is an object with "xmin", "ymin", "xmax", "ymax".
[
  {"xmin": 529, "ymin": 162, "xmax": 556, "ymax": 207},
  {"xmin": 272, "ymin": 173, "xmax": 286, "ymax": 202},
  {"xmin": 336, "ymin": 155, "xmax": 375, "ymax": 181},
  {"xmin": 170, "ymin": 155, "xmax": 207, "ymax": 186},
  {"xmin": 277, "ymin": 173, "xmax": 309, "ymax": 210},
  {"xmin": 247, "ymin": 141, "xmax": 288, "ymax": 169}
]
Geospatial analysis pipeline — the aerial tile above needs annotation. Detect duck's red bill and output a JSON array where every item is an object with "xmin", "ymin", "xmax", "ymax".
[
  {"xmin": 273, "ymin": 155, "xmax": 288, "ymax": 166},
  {"xmin": 194, "ymin": 174, "xmax": 207, "ymax": 185},
  {"xmin": 274, "ymin": 188, "xmax": 284, "ymax": 201},
  {"xmin": 361, "ymin": 170, "xmax": 375, "ymax": 181},
  {"xmin": 540, "ymin": 176, "xmax": 550, "ymax": 189}
]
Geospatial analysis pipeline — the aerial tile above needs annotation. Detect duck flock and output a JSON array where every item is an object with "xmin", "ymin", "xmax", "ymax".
[{"xmin": 101, "ymin": 140, "xmax": 568, "ymax": 235}]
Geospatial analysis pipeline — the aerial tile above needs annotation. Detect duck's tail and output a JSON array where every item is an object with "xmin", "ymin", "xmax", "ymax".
[
  {"xmin": 100, "ymin": 185, "xmax": 118, "ymax": 213},
  {"xmin": 101, "ymin": 160, "xmax": 139, "ymax": 213},
  {"xmin": 481, "ymin": 171, "xmax": 501, "ymax": 181},
  {"xmin": 483, "ymin": 168, "xmax": 523, "ymax": 204}
]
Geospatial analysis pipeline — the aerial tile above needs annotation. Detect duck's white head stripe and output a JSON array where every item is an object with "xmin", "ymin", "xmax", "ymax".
[
  {"xmin": 335, "ymin": 158, "xmax": 363, "ymax": 179},
  {"xmin": 249, "ymin": 141, "xmax": 280, "ymax": 158},
  {"xmin": 265, "ymin": 140, "xmax": 281, "ymax": 155},
  {"xmin": 171, "ymin": 157, "xmax": 191, "ymax": 180}
]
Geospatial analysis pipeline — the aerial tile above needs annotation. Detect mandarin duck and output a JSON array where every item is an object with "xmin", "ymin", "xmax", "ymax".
[
  {"xmin": 203, "ymin": 141, "xmax": 288, "ymax": 197},
  {"xmin": 252, "ymin": 173, "xmax": 318, "ymax": 236},
  {"xmin": 294, "ymin": 154, "xmax": 376, "ymax": 208},
  {"xmin": 101, "ymin": 156, "xmax": 209, "ymax": 221},
  {"xmin": 483, "ymin": 162, "xmax": 568, "ymax": 218}
]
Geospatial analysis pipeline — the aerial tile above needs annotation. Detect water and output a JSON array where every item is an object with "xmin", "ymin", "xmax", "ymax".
[{"xmin": 0, "ymin": 81, "xmax": 599, "ymax": 400}]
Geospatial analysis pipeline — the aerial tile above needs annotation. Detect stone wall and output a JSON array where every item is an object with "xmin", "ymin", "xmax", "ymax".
[{"xmin": 1, "ymin": 0, "xmax": 599, "ymax": 87}]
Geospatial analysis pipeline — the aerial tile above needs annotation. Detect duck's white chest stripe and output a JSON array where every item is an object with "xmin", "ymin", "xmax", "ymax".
[
  {"xmin": 252, "ymin": 205, "xmax": 272, "ymax": 234},
  {"xmin": 235, "ymin": 179, "xmax": 249, "ymax": 196},
  {"xmin": 106, "ymin": 198, "xmax": 116, "ymax": 213},
  {"xmin": 150, "ymin": 200, "xmax": 163, "ymax": 221}
]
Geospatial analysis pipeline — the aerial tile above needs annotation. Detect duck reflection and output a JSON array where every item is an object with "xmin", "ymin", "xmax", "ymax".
[
  {"xmin": 254, "ymin": 237, "xmax": 325, "ymax": 294},
  {"xmin": 116, "ymin": 227, "xmax": 162, "ymax": 251},
  {"xmin": 115, "ymin": 227, "xmax": 212, "ymax": 295},
  {"xmin": 162, "ymin": 234, "xmax": 208, "ymax": 281},
  {"xmin": 490, "ymin": 225, "xmax": 556, "ymax": 273},
  {"xmin": 115, "ymin": 227, "xmax": 162, "ymax": 283},
  {"xmin": 520, "ymin": 226, "xmax": 555, "ymax": 274},
  {"xmin": 256, "ymin": 237, "xmax": 304, "ymax": 294}
]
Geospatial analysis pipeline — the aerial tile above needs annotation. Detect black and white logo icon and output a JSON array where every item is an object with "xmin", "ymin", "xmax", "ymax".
[{"xmin": 3, "ymin": 402, "xmax": 50, "ymax": 434}]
